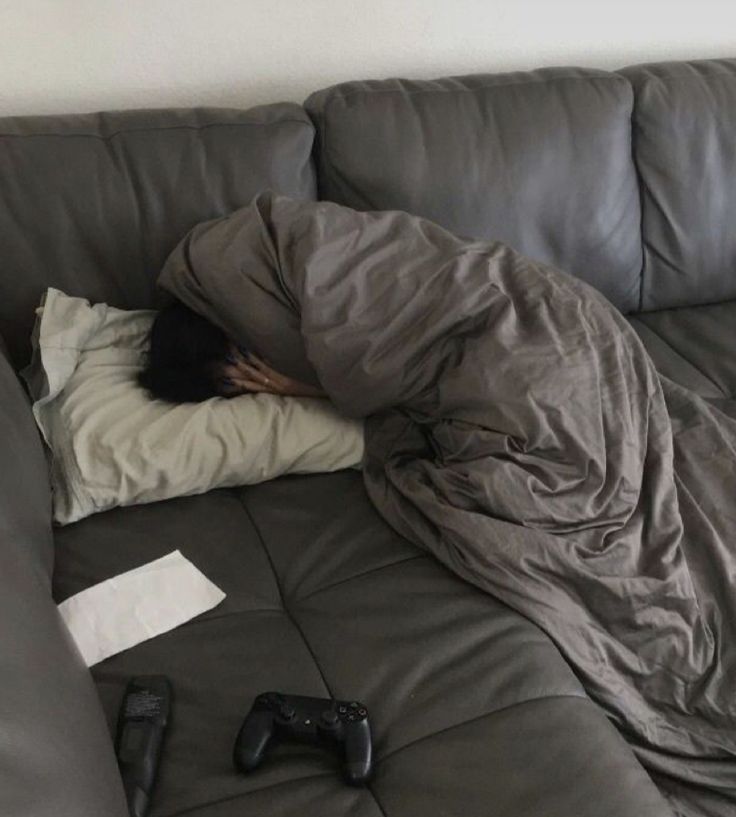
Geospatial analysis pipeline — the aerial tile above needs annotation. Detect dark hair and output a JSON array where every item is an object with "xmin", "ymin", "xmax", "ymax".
[{"xmin": 138, "ymin": 301, "xmax": 230, "ymax": 403}]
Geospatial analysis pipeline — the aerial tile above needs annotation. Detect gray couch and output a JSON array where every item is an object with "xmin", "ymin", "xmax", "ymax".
[{"xmin": 2, "ymin": 57, "xmax": 734, "ymax": 817}]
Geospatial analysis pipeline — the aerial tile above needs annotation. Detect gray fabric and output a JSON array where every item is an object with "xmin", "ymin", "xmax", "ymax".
[
  {"xmin": 53, "ymin": 472, "xmax": 671, "ymax": 817},
  {"xmin": 304, "ymin": 67, "xmax": 642, "ymax": 312},
  {"xmin": 158, "ymin": 191, "xmax": 736, "ymax": 816},
  {"xmin": 619, "ymin": 59, "xmax": 736, "ymax": 311},
  {"xmin": 0, "ymin": 345, "xmax": 127, "ymax": 817},
  {"xmin": 0, "ymin": 104, "xmax": 317, "ymax": 369}
]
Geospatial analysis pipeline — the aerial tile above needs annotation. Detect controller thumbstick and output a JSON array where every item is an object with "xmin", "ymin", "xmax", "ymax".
[
  {"xmin": 320, "ymin": 709, "xmax": 339, "ymax": 726},
  {"xmin": 278, "ymin": 704, "xmax": 296, "ymax": 721}
]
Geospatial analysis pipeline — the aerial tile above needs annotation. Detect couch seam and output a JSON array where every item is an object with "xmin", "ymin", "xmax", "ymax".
[
  {"xmin": 159, "ymin": 772, "xmax": 335, "ymax": 817},
  {"xmin": 0, "ymin": 118, "xmax": 312, "ymax": 141},
  {"xmin": 321, "ymin": 72, "xmax": 628, "ymax": 108},
  {"xmin": 376, "ymin": 692, "xmax": 588, "ymax": 765},
  {"xmin": 293, "ymin": 554, "xmax": 424, "ymax": 604},
  {"xmin": 618, "ymin": 62, "xmax": 736, "ymax": 89},
  {"xmin": 631, "ymin": 318, "xmax": 728, "ymax": 397},
  {"xmin": 231, "ymin": 490, "xmax": 390, "ymax": 817},
  {"xmin": 623, "ymin": 74, "xmax": 647, "ymax": 314},
  {"xmin": 182, "ymin": 606, "xmax": 286, "ymax": 625},
  {"xmin": 232, "ymin": 490, "xmax": 334, "ymax": 696}
]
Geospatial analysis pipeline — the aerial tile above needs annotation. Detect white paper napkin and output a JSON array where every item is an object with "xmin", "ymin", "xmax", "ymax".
[{"xmin": 58, "ymin": 550, "xmax": 226, "ymax": 666}]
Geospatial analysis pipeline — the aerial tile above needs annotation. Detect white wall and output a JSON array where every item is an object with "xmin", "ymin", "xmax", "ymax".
[{"xmin": 1, "ymin": 0, "xmax": 735, "ymax": 117}]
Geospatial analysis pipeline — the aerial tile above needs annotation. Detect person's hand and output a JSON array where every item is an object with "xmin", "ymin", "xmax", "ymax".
[{"xmin": 219, "ymin": 345, "xmax": 326, "ymax": 398}]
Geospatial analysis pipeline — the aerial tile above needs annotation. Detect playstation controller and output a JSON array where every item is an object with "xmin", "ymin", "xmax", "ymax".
[{"xmin": 233, "ymin": 692, "xmax": 372, "ymax": 785}]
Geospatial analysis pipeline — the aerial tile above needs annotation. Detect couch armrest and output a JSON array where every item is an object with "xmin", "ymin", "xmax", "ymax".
[
  {"xmin": 0, "ymin": 340, "xmax": 128, "ymax": 817},
  {"xmin": 0, "ymin": 333, "xmax": 54, "ymax": 579}
]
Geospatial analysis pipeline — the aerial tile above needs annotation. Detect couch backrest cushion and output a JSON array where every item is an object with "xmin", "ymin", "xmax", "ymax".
[
  {"xmin": 305, "ymin": 67, "xmax": 642, "ymax": 313},
  {"xmin": 0, "ymin": 105, "xmax": 317, "ymax": 368},
  {"xmin": 619, "ymin": 59, "xmax": 736, "ymax": 311}
]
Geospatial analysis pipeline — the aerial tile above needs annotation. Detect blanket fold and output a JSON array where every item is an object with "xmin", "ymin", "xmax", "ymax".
[{"xmin": 158, "ymin": 190, "xmax": 736, "ymax": 817}]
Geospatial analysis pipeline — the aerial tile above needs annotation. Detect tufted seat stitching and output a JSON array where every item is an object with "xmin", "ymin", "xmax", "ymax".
[
  {"xmin": 160, "ymin": 772, "xmax": 337, "ymax": 817},
  {"xmin": 183, "ymin": 606, "xmax": 286, "ymax": 626},
  {"xmin": 630, "ymin": 316, "xmax": 728, "ymax": 396},
  {"xmin": 233, "ymin": 490, "xmax": 390, "ymax": 817},
  {"xmin": 293, "ymin": 554, "xmax": 425, "ymax": 604},
  {"xmin": 233, "ymin": 490, "xmax": 333, "ymax": 696},
  {"xmin": 376, "ymin": 692, "xmax": 589, "ymax": 766}
]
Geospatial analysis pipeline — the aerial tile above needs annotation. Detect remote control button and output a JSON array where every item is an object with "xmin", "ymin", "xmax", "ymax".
[{"xmin": 121, "ymin": 723, "xmax": 147, "ymax": 756}]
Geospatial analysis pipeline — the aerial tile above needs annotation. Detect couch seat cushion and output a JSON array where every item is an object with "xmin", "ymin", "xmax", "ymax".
[
  {"xmin": 629, "ymin": 300, "xmax": 736, "ymax": 400},
  {"xmin": 53, "ymin": 470, "xmax": 669, "ymax": 816}
]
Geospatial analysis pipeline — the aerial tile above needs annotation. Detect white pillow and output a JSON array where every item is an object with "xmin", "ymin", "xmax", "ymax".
[{"xmin": 22, "ymin": 288, "xmax": 364, "ymax": 525}]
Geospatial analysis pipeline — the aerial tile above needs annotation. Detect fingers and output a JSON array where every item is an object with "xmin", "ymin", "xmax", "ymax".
[
  {"xmin": 222, "ymin": 361, "xmax": 266, "ymax": 387},
  {"xmin": 220, "ymin": 373, "xmax": 278, "ymax": 396},
  {"xmin": 237, "ymin": 378, "xmax": 272, "ymax": 393},
  {"xmin": 243, "ymin": 352, "xmax": 271, "ymax": 368},
  {"xmin": 226, "ymin": 346, "xmax": 270, "ymax": 370},
  {"xmin": 240, "ymin": 360, "xmax": 270, "ymax": 381},
  {"xmin": 218, "ymin": 378, "xmax": 241, "ymax": 397},
  {"xmin": 221, "ymin": 345, "xmax": 287, "ymax": 396},
  {"xmin": 228, "ymin": 356, "xmax": 286, "ymax": 391},
  {"xmin": 243, "ymin": 353, "xmax": 277, "ymax": 378},
  {"xmin": 225, "ymin": 350, "xmax": 273, "ymax": 378}
]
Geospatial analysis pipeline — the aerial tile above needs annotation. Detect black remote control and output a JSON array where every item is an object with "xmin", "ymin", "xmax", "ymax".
[
  {"xmin": 115, "ymin": 676, "xmax": 172, "ymax": 817},
  {"xmin": 234, "ymin": 692, "xmax": 373, "ymax": 785}
]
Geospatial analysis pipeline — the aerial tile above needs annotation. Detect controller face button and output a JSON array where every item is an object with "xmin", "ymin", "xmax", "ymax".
[
  {"xmin": 349, "ymin": 702, "xmax": 359, "ymax": 709},
  {"xmin": 358, "ymin": 708, "xmax": 367, "ymax": 717},
  {"xmin": 338, "ymin": 706, "xmax": 347, "ymax": 714}
]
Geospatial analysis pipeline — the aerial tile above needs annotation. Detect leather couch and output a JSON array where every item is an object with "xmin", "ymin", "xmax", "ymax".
[{"xmin": 2, "ymin": 57, "xmax": 735, "ymax": 817}]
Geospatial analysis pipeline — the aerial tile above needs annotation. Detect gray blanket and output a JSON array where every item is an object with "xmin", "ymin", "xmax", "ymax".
[{"xmin": 158, "ymin": 190, "xmax": 736, "ymax": 816}]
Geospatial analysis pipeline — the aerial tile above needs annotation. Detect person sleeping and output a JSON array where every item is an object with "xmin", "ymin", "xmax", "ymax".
[{"xmin": 138, "ymin": 301, "xmax": 326, "ymax": 403}]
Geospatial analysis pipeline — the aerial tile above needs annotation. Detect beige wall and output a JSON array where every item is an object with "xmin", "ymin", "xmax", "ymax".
[{"xmin": 1, "ymin": 0, "xmax": 735, "ymax": 116}]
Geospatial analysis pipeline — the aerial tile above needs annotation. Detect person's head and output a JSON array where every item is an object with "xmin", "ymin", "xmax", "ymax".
[{"xmin": 138, "ymin": 301, "xmax": 239, "ymax": 403}]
